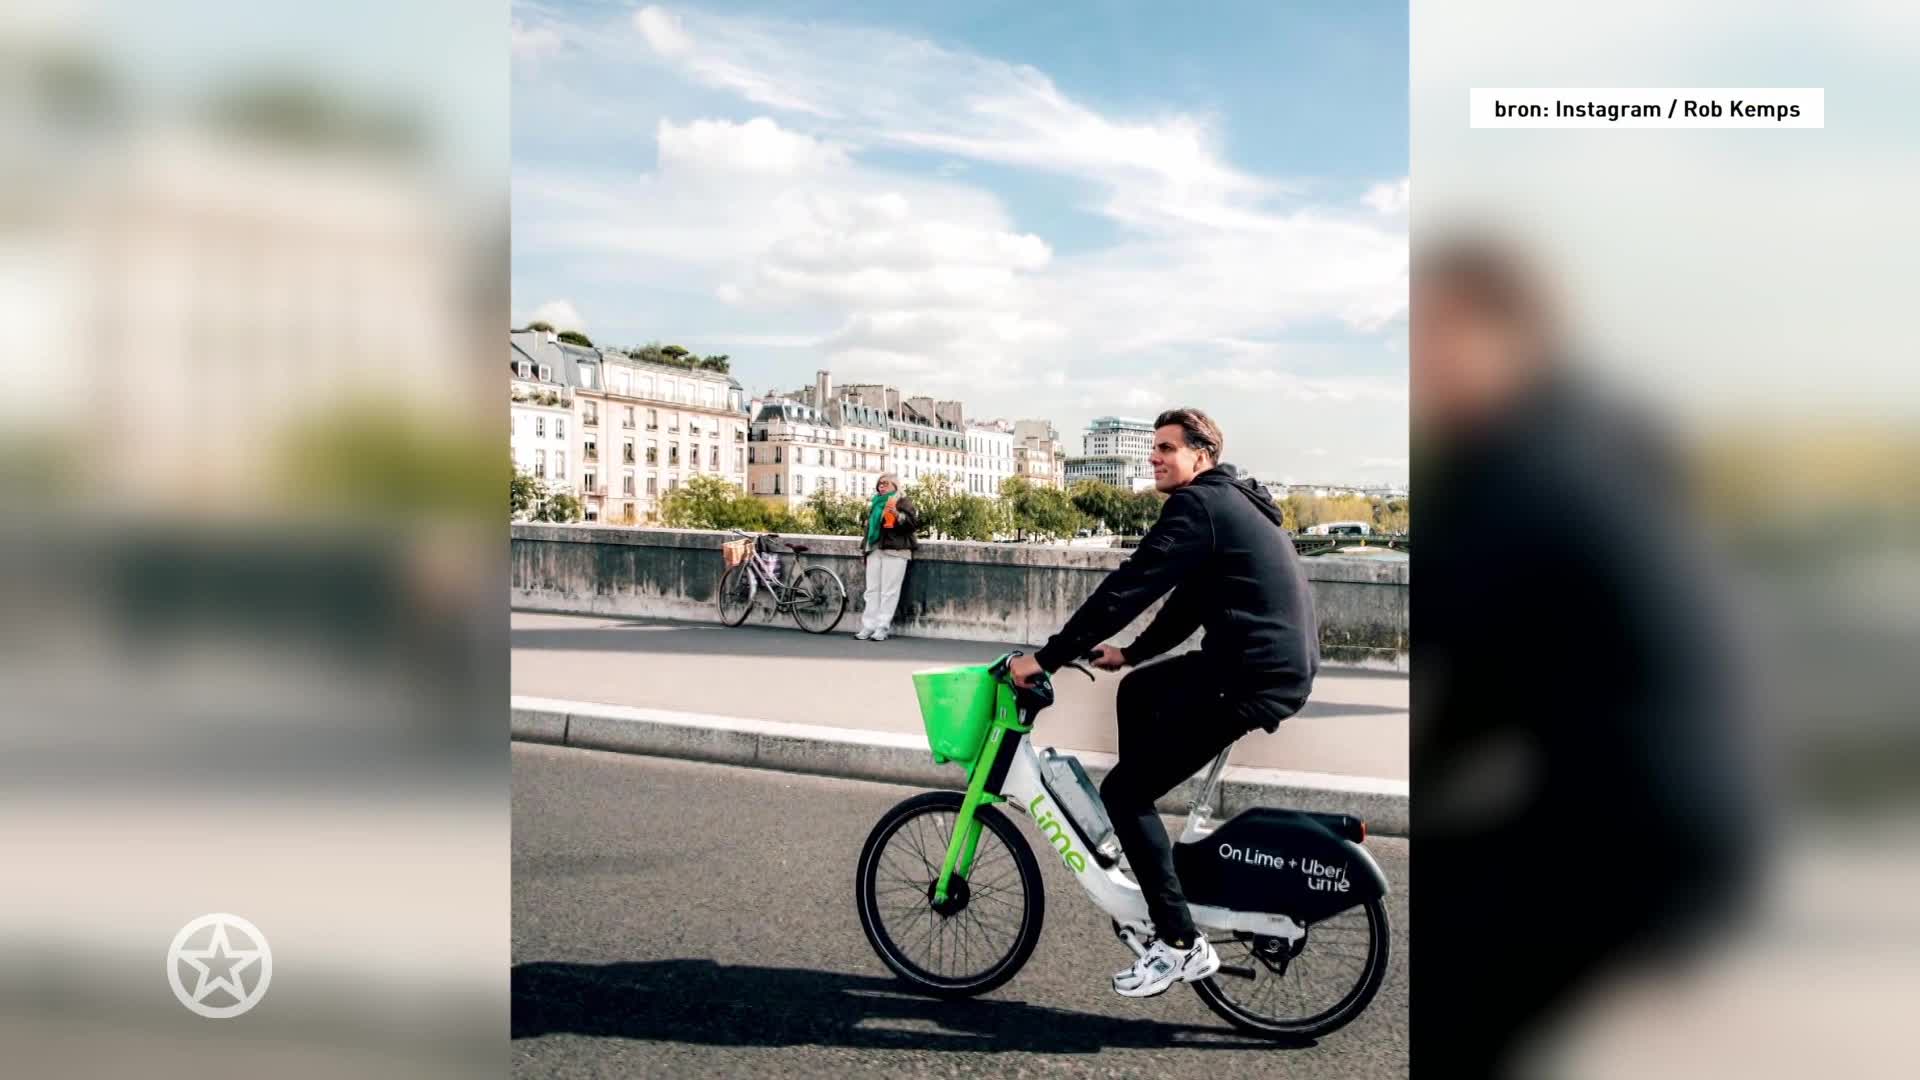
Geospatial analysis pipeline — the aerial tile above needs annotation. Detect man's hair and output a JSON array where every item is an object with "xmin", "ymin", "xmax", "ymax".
[{"xmin": 1155, "ymin": 408, "xmax": 1223, "ymax": 461}]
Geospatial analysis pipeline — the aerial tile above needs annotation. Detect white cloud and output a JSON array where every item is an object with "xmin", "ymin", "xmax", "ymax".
[
  {"xmin": 633, "ymin": 6, "xmax": 692, "ymax": 58},
  {"xmin": 657, "ymin": 117, "xmax": 850, "ymax": 176},
  {"xmin": 516, "ymin": 8, "xmax": 1409, "ymax": 477},
  {"xmin": 1359, "ymin": 457, "xmax": 1410, "ymax": 471},
  {"xmin": 524, "ymin": 299, "xmax": 586, "ymax": 332},
  {"xmin": 1363, "ymin": 177, "xmax": 1410, "ymax": 215},
  {"xmin": 1309, "ymin": 447, "xmax": 1330, "ymax": 457}
]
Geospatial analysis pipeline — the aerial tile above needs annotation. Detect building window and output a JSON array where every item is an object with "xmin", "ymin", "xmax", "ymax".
[
  {"xmin": 669, "ymin": 413, "xmax": 680, "ymax": 433},
  {"xmin": 623, "ymin": 473, "xmax": 635, "ymax": 496},
  {"xmin": 669, "ymin": 477, "xmax": 679, "ymax": 491},
  {"xmin": 534, "ymin": 450, "xmax": 547, "ymax": 479},
  {"xmin": 584, "ymin": 438, "xmax": 598, "ymax": 462},
  {"xmin": 669, "ymin": 445, "xmax": 680, "ymax": 466},
  {"xmin": 624, "ymin": 406, "xmax": 635, "ymax": 429},
  {"xmin": 735, "ymin": 428, "xmax": 744, "ymax": 442},
  {"xmin": 555, "ymin": 453, "xmax": 567, "ymax": 480},
  {"xmin": 774, "ymin": 447, "xmax": 783, "ymax": 464},
  {"xmin": 797, "ymin": 475, "xmax": 807, "ymax": 495},
  {"xmin": 623, "ymin": 440, "xmax": 635, "ymax": 464},
  {"xmin": 690, "ymin": 445, "xmax": 700, "ymax": 468},
  {"xmin": 647, "ymin": 477, "xmax": 657, "ymax": 495},
  {"xmin": 735, "ymin": 448, "xmax": 744, "ymax": 471},
  {"xmin": 584, "ymin": 404, "xmax": 598, "ymax": 426},
  {"xmin": 584, "ymin": 470, "xmax": 596, "ymax": 493},
  {"xmin": 580, "ymin": 367, "xmax": 595, "ymax": 389},
  {"xmin": 615, "ymin": 372, "xmax": 630, "ymax": 395},
  {"xmin": 647, "ymin": 409, "xmax": 658, "ymax": 431},
  {"xmin": 773, "ymin": 475, "xmax": 782, "ymax": 495},
  {"xmin": 556, "ymin": 419, "xmax": 566, "ymax": 440},
  {"xmin": 647, "ymin": 443, "xmax": 658, "ymax": 465},
  {"xmin": 641, "ymin": 376, "xmax": 654, "ymax": 398},
  {"xmin": 623, "ymin": 502, "xmax": 634, "ymax": 521},
  {"xmin": 585, "ymin": 506, "xmax": 598, "ymax": 522},
  {"xmin": 535, "ymin": 417, "xmax": 546, "ymax": 438},
  {"xmin": 711, "ymin": 445, "xmax": 719, "ymax": 471},
  {"xmin": 747, "ymin": 446, "xmax": 755, "ymax": 465}
]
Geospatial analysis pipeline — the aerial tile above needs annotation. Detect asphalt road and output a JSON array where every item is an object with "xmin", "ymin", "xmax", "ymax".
[{"xmin": 513, "ymin": 744, "xmax": 1409, "ymax": 1078}]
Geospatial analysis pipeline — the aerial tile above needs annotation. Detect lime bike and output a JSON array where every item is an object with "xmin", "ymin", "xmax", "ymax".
[
  {"xmin": 717, "ymin": 530, "xmax": 848, "ymax": 634},
  {"xmin": 854, "ymin": 653, "xmax": 1391, "ymax": 1040}
]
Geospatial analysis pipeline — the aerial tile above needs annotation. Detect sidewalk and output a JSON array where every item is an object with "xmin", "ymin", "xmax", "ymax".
[
  {"xmin": 511, "ymin": 610, "xmax": 1409, "ymax": 833},
  {"xmin": 511, "ymin": 611, "xmax": 1408, "ymax": 780}
]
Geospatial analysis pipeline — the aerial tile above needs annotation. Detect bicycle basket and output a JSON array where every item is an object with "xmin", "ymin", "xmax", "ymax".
[
  {"xmin": 912, "ymin": 665, "xmax": 1000, "ymax": 765},
  {"xmin": 721, "ymin": 538, "xmax": 754, "ymax": 569}
]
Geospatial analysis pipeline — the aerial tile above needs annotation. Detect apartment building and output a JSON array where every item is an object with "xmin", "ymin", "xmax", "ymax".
[
  {"xmin": 509, "ymin": 341, "xmax": 574, "ymax": 496},
  {"xmin": 966, "ymin": 420, "xmax": 1017, "ymax": 498},
  {"xmin": 509, "ymin": 329, "xmax": 749, "ymax": 523}
]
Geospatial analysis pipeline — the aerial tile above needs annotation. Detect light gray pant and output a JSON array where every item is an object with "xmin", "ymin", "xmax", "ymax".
[{"xmin": 861, "ymin": 550, "xmax": 909, "ymax": 632}]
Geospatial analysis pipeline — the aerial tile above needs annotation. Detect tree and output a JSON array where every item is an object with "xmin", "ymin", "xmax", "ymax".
[
  {"xmin": 659, "ymin": 474, "xmax": 766, "ymax": 530},
  {"xmin": 524, "ymin": 320, "xmax": 554, "ymax": 333},
  {"xmin": 512, "ymin": 462, "xmax": 583, "ymax": 523},
  {"xmin": 1069, "ymin": 479, "xmax": 1121, "ymax": 533},
  {"xmin": 699, "ymin": 354, "xmax": 731, "ymax": 373},
  {"xmin": 1118, "ymin": 489, "xmax": 1166, "ymax": 535},
  {"xmin": 1279, "ymin": 495, "xmax": 1300, "ymax": 533},
  {"xmin": 533, "ymin": 488, "xmax": 583, "ymax": 523},
  {"xmin": 946, "ymin": 492, "xmax": 1008, "ymax": 541},
  {"xmin": 806, "ymin": 488, "xmax": 869, "ymax": 536},
  {"xmin": 906, "ymin": 474, "xmax": 963, "ymax": 539},
  {"xmin": 1001, "ymin": 476, "xmax": 1084, "ymax": 540},
  {"xmin": 511, "ymin": 460, "xmax": 539, "ymax": 518},
  {"xmin": 557, "ymin": 330, "xmax": 593, "ymax": 348}
]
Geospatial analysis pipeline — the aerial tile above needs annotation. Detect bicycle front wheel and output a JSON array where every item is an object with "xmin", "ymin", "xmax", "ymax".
[
  {"xmin": 855, "ymin": 791, "xmax": 1044, "ymax": 998},
  {"xmin": 788, "ymin": 566, "xmax": 847, "ymax": 634},
  {"xmin": 717, "ymin": 563, "xmax": 755, "ymax": 626}
]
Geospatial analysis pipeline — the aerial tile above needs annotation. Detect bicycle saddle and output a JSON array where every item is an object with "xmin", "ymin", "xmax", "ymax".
[{"xmin": 787, "ymin": 543, "xmax": 810, "ymax": 553}]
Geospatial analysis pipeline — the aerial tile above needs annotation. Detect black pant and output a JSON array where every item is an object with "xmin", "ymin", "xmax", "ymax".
[{"xmin": 1099, "ymin": 652, "xmax": 1305, "ymax": 946}]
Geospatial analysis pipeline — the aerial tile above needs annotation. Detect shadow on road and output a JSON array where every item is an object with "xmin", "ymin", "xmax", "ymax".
[{"xmin": 511, "ymin": 959, "xmax": 1307, "ymax": 1053}]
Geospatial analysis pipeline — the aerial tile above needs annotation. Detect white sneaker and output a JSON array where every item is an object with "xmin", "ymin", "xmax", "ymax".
[
  {"xmin": 853, "ymin": 630, "xmax": 872, "ymax": 640},
  {"xmin": 871, "ymin": 631, "xmax": 889, "ymax": 641},
  {"xmin": 1113, "ymin": 935, "xmax": 1219, "ymax": 998}
]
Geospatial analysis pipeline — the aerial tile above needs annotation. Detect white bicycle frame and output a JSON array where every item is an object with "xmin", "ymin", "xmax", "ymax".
[{"xmin": 1000, "ymin": 735, "xmax": 1381, "ymax": 953}]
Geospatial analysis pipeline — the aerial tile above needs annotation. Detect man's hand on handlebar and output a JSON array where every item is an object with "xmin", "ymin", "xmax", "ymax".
[
  {"xmin": 1007, "ymin": 653, "xmax": 1046, "ymax": 689},
  {"xmin": 1087, "ymin": 643, "xmax": 1128, "ymax": 671}
]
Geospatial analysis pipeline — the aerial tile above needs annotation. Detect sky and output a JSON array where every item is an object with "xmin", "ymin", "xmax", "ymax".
[{"xmin": 512, "ymin": 1, "xmax": 1408, "ymax": 486}]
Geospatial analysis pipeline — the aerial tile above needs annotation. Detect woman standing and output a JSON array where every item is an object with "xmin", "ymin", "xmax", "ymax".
[{"xmin": 855, "ymin": 473, "xmax": 917, "ymax": 641}]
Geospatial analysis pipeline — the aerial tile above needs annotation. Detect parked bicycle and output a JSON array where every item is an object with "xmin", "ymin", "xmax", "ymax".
[
  {"xmin": 855, "ymin": 653, "xmax": 1391, "ymax": 1040},
  {"xmin": 717, "ymin": 530, "xmax": 848, "ymax": 634}
]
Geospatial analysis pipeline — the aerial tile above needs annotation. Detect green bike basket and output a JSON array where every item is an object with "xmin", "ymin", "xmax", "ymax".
[{"xmin": 912, "ymin": 664, "xmax": 999, "ymax": 765}]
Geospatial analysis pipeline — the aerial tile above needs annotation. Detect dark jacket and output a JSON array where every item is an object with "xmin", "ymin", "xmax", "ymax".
[
  {"xmin": 1033, "ymin": 465, "xmax": 1318, "ymax": 701},
  {"xmin": 867, "ymin": 496, "xmax": 918, "ymax": 553}
]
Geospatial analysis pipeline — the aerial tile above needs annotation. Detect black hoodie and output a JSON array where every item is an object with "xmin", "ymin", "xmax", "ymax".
[{"xmin": 1034, "ymin": 464, "xmax": 1319, "ymax": 702}]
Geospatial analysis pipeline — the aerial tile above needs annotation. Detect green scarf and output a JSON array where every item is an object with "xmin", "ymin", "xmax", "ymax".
[{"xmin": 865, "ymin": 492, "xmax": 892, "ymax": 548}]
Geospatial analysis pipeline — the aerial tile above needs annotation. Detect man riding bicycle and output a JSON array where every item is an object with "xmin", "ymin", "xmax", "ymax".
[{"xmin": 1007, "ymin": 408, "xmax": 1320, "ymax": 998}]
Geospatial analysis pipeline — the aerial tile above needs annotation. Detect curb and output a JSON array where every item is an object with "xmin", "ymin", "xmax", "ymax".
[{"xmin": 512, "ymin": 696, "xmax": 1409, "ymax": 837}]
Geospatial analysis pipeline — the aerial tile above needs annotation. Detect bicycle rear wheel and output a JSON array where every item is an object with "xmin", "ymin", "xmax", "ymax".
[
  {"xmin": 1192, "ymin": 897, "xmax": 1390, "ymax": 1041},
  {"xmin": 717, "ymin": 563, "xmax": 755, "ymax": 626},
  {"xmin": 788, "ymin": 566, "xmax": 847, "ymax": 634},
  {"xmin": 855, "ymin": 791, "xmax": 1043, "ymax": 998}
]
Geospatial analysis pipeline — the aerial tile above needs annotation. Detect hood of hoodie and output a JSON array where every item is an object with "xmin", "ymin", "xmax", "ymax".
[{"xmin": 1188, "ymin": 464, "xmax": 1287, "ymax": 528}]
